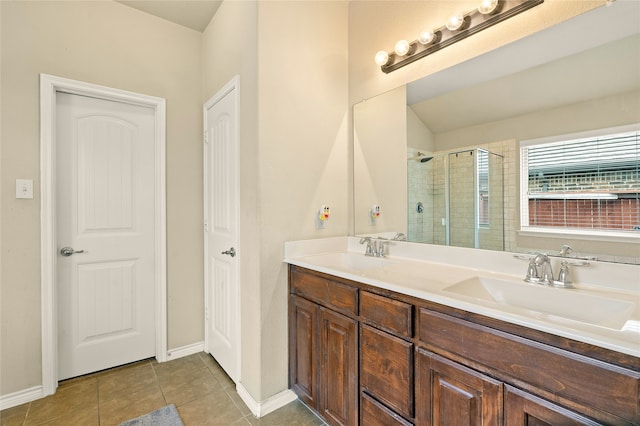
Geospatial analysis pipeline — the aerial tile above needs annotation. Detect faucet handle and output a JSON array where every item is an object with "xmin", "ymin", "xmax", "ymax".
[
  {"xmin": 524, "ymin": 258, "xmax": 540, "ymax": 283},
  {"xmin": 376, "ymin": 238, "xmax": 388, "ymax": 257}
]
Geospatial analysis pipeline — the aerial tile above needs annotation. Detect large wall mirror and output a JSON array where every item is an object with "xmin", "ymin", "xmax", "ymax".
[{"xmin": 354, "ymin": 2, "xmax": 640, "ymax": 263}]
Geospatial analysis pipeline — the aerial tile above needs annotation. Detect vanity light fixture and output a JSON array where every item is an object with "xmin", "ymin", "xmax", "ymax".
[{"xmin": 375, "ymin": 0, "xmax": 544, "ymax": 73}]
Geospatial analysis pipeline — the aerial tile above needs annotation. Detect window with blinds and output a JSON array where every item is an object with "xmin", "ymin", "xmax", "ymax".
[{"xmin": 521, "ymin": 129, "xmax": 640, "ymax": 234}]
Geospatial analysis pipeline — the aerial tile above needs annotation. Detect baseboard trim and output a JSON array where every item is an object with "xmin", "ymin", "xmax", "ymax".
[
  {"xmin": 166, "ymin": 341, "xmax": 204, "ymax": 361},
  {"xmin": 236, "ymin": 383, "xmax": 298, "ymax": 418},
  {"xmin": 0, "ymin": 386, "xmax": 44, "ymax": 411}
]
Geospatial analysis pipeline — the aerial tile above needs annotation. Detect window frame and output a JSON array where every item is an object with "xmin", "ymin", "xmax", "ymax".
[{"xmin": 519, "ymin": 124, "xmax": 640, "ymax": 243}]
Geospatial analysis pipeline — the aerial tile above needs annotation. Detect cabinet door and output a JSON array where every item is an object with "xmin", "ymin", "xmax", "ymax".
[
  {"xmin": 320, "ymin": 307, "xmax": 358, "ymax": 426},
  {"xmin": 289, "ymin": 295, "xmax": 319, "ymax": 409},
  {"xmin": 415, "ymin": 348, "xmax": 502, "ymax": 426},
  {"xmin": 505, "ymin": 385, "xmax": 602, "ymax": 426}
]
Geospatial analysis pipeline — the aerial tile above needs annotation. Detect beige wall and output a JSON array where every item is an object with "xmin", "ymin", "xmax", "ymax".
[
  {"xmin": 256, "ymin": 0, "xmax": 349, "ymax": 400},
  {"xmin": 0, "ymin": 1, "xmax": 203, "ymax": 395},
  {"xmin": 203, "ymin": 0, "xmax": 348, "ymax": 401}
]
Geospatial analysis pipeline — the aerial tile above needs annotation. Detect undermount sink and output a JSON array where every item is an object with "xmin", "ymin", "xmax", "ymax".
[{"xmin": 444, "ymin": 276, "xmax": 638, "ymax": 331}]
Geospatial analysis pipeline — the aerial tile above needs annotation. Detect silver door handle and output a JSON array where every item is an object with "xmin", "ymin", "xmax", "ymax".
[
  {"xmin": 60, "ymin": 247, "xmax": 85, "ymax": 257},
  {"xmin": 221, "ymin": 247, "xmax": 236, "ymax": 257}
]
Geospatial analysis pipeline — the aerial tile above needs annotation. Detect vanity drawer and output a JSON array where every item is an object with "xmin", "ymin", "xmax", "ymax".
[
  {"xmin": 361, "ymin": 392, "xmax": 413, "ymax": 426},
  {"xmin": 418, "ymin": 308, "xmax": 640, "ymax": 424},
  {"xmin": 361, "ymin": 324, "xmax": 414, "ymax": 419},
  {"xmin": 360, "ymin": 291, "xmax": 413, "ymax": 339},
  {"xmin": 290, "ymin": 266, "xmax": 358, "ymax": 317}
]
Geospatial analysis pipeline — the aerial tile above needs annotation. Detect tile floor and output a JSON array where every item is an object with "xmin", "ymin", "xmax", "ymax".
[{"xmin": 1, "ymin": 352, "xmax": 325, "ymax": 426}]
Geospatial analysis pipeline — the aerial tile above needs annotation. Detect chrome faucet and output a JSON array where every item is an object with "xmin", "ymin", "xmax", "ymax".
[
  {"xmin": 359, "ymin": 237, "xmax": 375, "ymax": 256},
  {"xmin": 359, "ymin": 237, "xmax": 387, "ymax": 257},
  {"xmin": 519, "ymin": 245, "xmax": 588, "ymax": 289}
]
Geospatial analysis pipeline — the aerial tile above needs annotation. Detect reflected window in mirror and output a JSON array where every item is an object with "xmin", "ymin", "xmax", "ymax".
[{"xmin": 520, "ymin": 125, "xmax": 640, "ymax": 237}]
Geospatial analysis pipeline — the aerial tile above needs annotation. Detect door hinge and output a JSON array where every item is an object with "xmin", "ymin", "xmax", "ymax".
[
  {"xmin": 205, "ymin": 307, "xmax": 209, "ymax": 321},
  {"xmin": 204, "ymin": 220, "xmax": 208, "ymax": 232},
  {"xmin": 204, "ymin": 130, "xmax": 208, "ymax": 144}
]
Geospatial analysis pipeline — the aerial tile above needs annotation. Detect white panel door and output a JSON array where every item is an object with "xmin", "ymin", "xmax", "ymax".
[
  {"xmin": 204, "ymin": 79, "xmax": 239, "ymax": 382},
  {"xmin": 56, "ymin": 93, "xmax": 156, "ymax": 380}
]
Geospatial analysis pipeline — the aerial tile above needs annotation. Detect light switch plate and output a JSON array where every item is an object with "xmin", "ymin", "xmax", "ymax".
[{"xmin": 16, "ymin": 179, "xmax": 34, "ymax": 199}]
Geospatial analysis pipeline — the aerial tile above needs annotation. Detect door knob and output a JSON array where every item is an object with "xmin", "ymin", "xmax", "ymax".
[
  {"xmin": 60, "ymin": 247, "xmax": 85, "ymax": 257},
  {"xmin": 221, "ymin": 247, "xmax": 236, "ymax": 257}
]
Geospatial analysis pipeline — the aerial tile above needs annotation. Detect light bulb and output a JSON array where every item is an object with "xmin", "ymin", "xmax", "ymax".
[
  {"xmin": 446, "ymin": 12, "xmax": 465, "ymax": 31},
  {"xmin": 478, "ymin": 0, "xmax": 499, "ymax": 14},
  {"xmin": 418, "ymin": 30, "xmax": 436, "ymax": 45},
  {"xmin": 374, "ymin": 50, "xmax": 390, "ymax": 66},
  {"xmin": 394, "ymin": 40, "xmax": 411, "ymax": 56}
]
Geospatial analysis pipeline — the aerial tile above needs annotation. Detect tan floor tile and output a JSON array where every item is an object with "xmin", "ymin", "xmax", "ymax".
[
  {"xmin": 98, "ymin": 362, "xmax": 157, "ymax": 401},
  {"xmin": 0, "ymin": 402, "xmax": 29, "ymax": 426},
  {"xmin": 26, "ymin": 379, "xmax": 98, "ymax": 425},
  {"xmin": 161, "ymin": 370, "xmax": 225, "ymax": 407},
  {"xmin": 31, "ymin": 406, "xmax": 99, "ymax": 426},
  {"xmin": 227, "ymin": 390, "xmax": 252, "ymax": 417},
  {"xmin": 98, "ymin": 384, "xmax": 166, "ymax": 426},
  {"xmin": 152, "ymin": 354, "xmax": 206, "ymax": 380},
  {"xmin": 176, "ymin": 392, "xmax": 246, "ymax": 425},
  {"xmin": 8, "ymin": 352, "xmax": 322, "ymax": 426},
  {"xmin": 246, "ymin": 400, "xmax": 326, "ymax": 426}
]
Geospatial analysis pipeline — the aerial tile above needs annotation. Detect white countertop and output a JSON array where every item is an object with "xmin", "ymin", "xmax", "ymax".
[{"xmin": 284, "ymin": 237, "xmax": 640, "ymax": 358}]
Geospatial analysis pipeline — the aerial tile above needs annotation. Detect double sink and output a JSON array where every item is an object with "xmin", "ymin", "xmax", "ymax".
[{"xmin": 293, "ymin": 251, "xmax": 640, "ymax": 348}]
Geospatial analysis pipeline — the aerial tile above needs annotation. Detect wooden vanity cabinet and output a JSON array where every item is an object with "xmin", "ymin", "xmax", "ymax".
[
  {"xmin": 289, "ymin": 266, "xmax": 640, "ymax": 426},
  {"xmin": 289, "ymin": 267, "xmax": 358, "ymax": 426}
]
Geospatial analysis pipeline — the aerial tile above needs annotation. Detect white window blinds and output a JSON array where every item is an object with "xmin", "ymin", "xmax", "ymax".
[{"xmin": 521, "ymin": 130, "xmax": 640, "ymax": 233}]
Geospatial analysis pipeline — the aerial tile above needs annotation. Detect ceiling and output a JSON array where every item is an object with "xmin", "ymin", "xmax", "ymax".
[
  {"xmin": 116, "ymin": 0, "xmax": 222, "ymax": 32},
  {"xmin": 406, "ymin": 1, "xmax": 640, "ymax": 134},
  {"xmin": 410, "ymin": 35, "xmax": 640, "ymax": 134}
]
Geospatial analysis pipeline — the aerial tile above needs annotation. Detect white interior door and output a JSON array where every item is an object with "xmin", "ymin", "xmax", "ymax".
[
  {"xmin": 56, "ymin": 92, "xmax": 156, "ymax": 380},
  {"xmin": 204, "ymin": 78, "xmax": 240, "ymax": 382}
]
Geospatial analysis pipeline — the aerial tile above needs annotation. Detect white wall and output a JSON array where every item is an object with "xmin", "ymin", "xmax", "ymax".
[{"xmin": 0, "ymin": 1, "xmax": 203, "ymax": 396}]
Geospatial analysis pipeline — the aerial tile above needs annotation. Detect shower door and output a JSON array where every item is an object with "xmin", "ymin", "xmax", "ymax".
[{"xmin": 447, "ymin": 149, "xmax": 504, "ymax": 250}]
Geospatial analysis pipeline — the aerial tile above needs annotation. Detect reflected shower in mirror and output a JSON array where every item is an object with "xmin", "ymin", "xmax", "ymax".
[{"xmin": 407, "ymin": 148, "xmax": 504, "ymax": 250}]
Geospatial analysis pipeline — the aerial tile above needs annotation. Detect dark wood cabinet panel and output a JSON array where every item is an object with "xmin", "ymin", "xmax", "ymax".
[
  {"xmin": 290, "ymin": 266, "xmax": 358, "ymax": 317},
  {"xmin": 505, "ymin": 385, "xmax": 602, "ymax": 426},
  {"xmin": 361, "ymin": 324, "xmax": 414, "ymax": 419},
  {"xmin": 289, "ymin": 295, "xmax": 319, "ymax": 409},
  {"xmin": 320, "ymin": 308, "xmax": 358, "ymax": 426},
  {"xmin": 418, "ymin": 308, "xmax": 640, "ymax": 423},
  {"xmin": 361, "ymin": 392, "xmax": 414, "ymax": 426},
  {"xmin": 415, "ymin": 348, "xmax": 502, "ymax": 426},
  {"xmin": 360, "ymin": 291, "xmax": 413, "ymax": 339}
]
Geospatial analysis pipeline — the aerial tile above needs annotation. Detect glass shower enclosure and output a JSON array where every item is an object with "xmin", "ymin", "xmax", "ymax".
[{"xmin": 408, "ymin": 148, "xmax": 504, "ymax": 250}]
